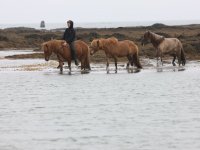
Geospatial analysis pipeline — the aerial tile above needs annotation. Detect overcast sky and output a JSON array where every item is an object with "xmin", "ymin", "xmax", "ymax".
[{"xmin": 0, "ymin": 0, "xmax": 200, "ymax": 24}]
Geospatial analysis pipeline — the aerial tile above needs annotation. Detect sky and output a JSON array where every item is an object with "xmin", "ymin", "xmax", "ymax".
[{"xmin": 0, "ymin": 0, "xmax": 200, "ymax": 24}]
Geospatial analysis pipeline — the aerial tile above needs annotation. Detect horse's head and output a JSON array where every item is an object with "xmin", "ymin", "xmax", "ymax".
[
  {"xmin": 41, "ymin": 42, "xmax": 52, "ymax": 61},
  {"xmin": 89, "ymin": 39, "xmax": 103, "ymax": 55},
  {"xmin": 141, "ymin": 31, "xmax": 151, "ymax": 46}
]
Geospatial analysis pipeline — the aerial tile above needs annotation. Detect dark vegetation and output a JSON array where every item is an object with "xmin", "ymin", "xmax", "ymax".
[{"xmin": 1, "ymin": 23, "xmax": 200, "ymax": 60}]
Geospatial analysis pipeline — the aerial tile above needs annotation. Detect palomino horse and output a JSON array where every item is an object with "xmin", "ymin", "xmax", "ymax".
[
  {"xmin": 141, "ymin": 31, "xmax": 186, "ymax": 66},
  {"xmin": 42, "ymin": 40, "xmax": 91, "ymax": 73},
  {"xmin": 90, "ymin": 37, "xmax": 142, "ymax": 73}
]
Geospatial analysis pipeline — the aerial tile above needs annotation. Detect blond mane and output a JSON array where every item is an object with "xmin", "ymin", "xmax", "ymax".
[{"xmin": 107, "ymin": 37, "xmax": 118, "ymax": 45}]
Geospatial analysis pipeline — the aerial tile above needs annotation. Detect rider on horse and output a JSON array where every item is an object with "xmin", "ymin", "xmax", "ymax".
[{"xmin": 63, "ymin": 20, "xmax": 79, "ymax": 66}]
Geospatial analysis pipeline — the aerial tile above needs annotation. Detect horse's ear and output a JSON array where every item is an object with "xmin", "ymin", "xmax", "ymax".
[
  {"xmin": 97, "ymin": 40, "xmax": 99, "ymax": 47},
  {"xmin": 146, "ymin": 30, "xmax": 150, "ymax": 36}
]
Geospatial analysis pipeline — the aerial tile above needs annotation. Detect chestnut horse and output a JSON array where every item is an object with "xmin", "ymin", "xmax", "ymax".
[
  {"xmin": 141, "ymin": 31, "xmax": 186, "ymax": 67},
  {"xmin": 42, "ymin": 40, "xmax": 91, "ymax": 72},
  {"xmin": 90, "ymin": 37, "xmax": 142, "ymax": 73}
]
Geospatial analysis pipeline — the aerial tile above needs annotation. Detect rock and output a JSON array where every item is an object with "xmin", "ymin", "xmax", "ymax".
[
  {"xmin": 40, "ymin": 21, "xmax": 45, "ymax": 28},
  {"xmin": 151, "ymin": 23, "xmax": 168, "ymax": 28}
]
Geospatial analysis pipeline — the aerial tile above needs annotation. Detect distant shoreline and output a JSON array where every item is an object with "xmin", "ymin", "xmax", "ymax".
[
  {"xmin": 1, "ymin": 23, "xmax": 200, "ymax": 60},
  {"xmin": 1, "ymin": 20, "xmax": 200, "ymax": 30}
]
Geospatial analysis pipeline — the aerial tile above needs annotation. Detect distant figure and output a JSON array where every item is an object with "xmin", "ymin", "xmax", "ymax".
[
  {"xmin": 40, "ymin": 20, "xmax": 45, "ymax": 28},
  {"xmin": 62, "ymin": 20, "xmax": 79, "ymax": 66}
]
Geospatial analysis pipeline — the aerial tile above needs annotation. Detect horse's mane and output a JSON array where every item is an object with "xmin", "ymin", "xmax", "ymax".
[
  {"xmin": 107, "ymin": 37, "xmax": 118, "ymax": 44},
  {"xmin": 148, "ymin": 31, "xmax": 165, "ymax": 47},
  {"xmin": 97, "ymin": 37, "xmax": 118, "ymax": 49}
]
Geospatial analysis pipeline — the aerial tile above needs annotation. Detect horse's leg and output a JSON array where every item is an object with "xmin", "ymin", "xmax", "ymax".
[
  {"xmin": 59, "ymin": 61, "xmax": 63, "ymax": 73},
  {"xmin": 156, "ymin": 49, "xmax": 159, "ymax": 67},
  {"xmin": 106, "ymin": 56, "xmax": 110, "ymax": 73},
  {"xmin": 160, "ymin": 51, "xmax": 163, "ymax": 66},
  {"xmin": 57, "ymin": 62, "xmax": 64, "ymax": 69},
  {"xmin": 83, "ymin": 55, "xmax": 88, "ymax": 71},
  {"xmin": 126, "ymin": 55, "xmax": 132, "ymax": 69},
  {"xmin": 131, "ymin": 56, "xmax": 134, "ymax": 67},
  {"xmin": 83, "ymin": 59, "xmax": 86, "ymax": 71},
  {"xmin": 172, "ymin": 55, "xmax": 176, "ymax": 66},
  {"xmin": 57, "ymin": 54, "xmax": 64, "ymax": 69},
  {"xmin": 81, "ymin": 58, "xmax": 85, "ymax": 71},
  {"xmin": 126, "ymin": 62, "xmax": 130, "ymax": 69},
  {"xmin": 176, "ymin": 51, "xmax": 181, "ymax": 67},
  {"xmin": 156, "ymin": 49, "xmax": 162, "ymax": 67},
  {"xmin": 114, "ymin": 57, "xmax": 118, "ymax": 73},
  {"xmin": 68, "ymin": 60, "xmax": 72, "ymax": 74},
  {"xmin": 128, "ymin": 55, "xmax": 135, "ymax": 73},
  {"xmin": 83, "ymin": 56, "xmax": 88, "ymax": 71},
  {"xmin": 178, "ymin": 56, "xmax": 181, "ymax": 67}
]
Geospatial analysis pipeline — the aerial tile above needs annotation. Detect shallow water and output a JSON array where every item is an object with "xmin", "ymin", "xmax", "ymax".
[
  {"xmin": 0, "ymin": 51, "xmax": 200, "ymax": 150},
  {"xmin": 0, "ymin": 50, "xmax": 37, "ymax": 58}
]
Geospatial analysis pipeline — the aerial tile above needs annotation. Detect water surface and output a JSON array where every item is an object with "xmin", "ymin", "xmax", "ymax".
[{"xmin": 0, "ymin": 51, "xmax": 200, "ymax": 150}]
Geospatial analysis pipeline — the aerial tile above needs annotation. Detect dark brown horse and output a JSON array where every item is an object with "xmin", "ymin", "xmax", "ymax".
[
  {"xmin": 42, "ymin": 40, "xmax": 91, "ymax": 73},
  {"xmin": 90, "ymin": 37, "xmax": 142, "ymax": 73},
  {"xmin": 141, "ymin": 31, "xmax": 186, "ymax": 67}
]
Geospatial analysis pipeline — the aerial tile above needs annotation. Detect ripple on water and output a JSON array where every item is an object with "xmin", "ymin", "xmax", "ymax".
[{"xmin": 0, "ymin": 58, "xmax": 200, "ymax": 149}]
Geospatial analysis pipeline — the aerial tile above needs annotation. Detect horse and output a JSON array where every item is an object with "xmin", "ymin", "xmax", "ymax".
[
  {"xmin": 90, "ymin": 37, "xmax": 142, "ymax": 73},
  {"xmin": 42, "ymin": 40, "xmax": 91, "ymax": 73},
  {"xmin": 141, "ymin": 31, "xmax": 186, "ymax": 67}
]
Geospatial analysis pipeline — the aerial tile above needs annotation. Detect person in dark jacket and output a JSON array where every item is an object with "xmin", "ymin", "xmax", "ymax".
[{"xmin": 63, "ymin": 20, "xmax": 79, "ymax": 66}]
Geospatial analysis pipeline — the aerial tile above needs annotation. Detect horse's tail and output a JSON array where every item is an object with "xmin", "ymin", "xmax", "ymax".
[
  {"xmin": 86, "ymin": 46, "xmax": 91, "ymax": 70},
  {"xmin": 181, "ymin": 47, "xmax": 186, "ymax": 66},
  {"xmin": 133, "ymin": 47, "xmax": 142, "ymax": 69}
]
